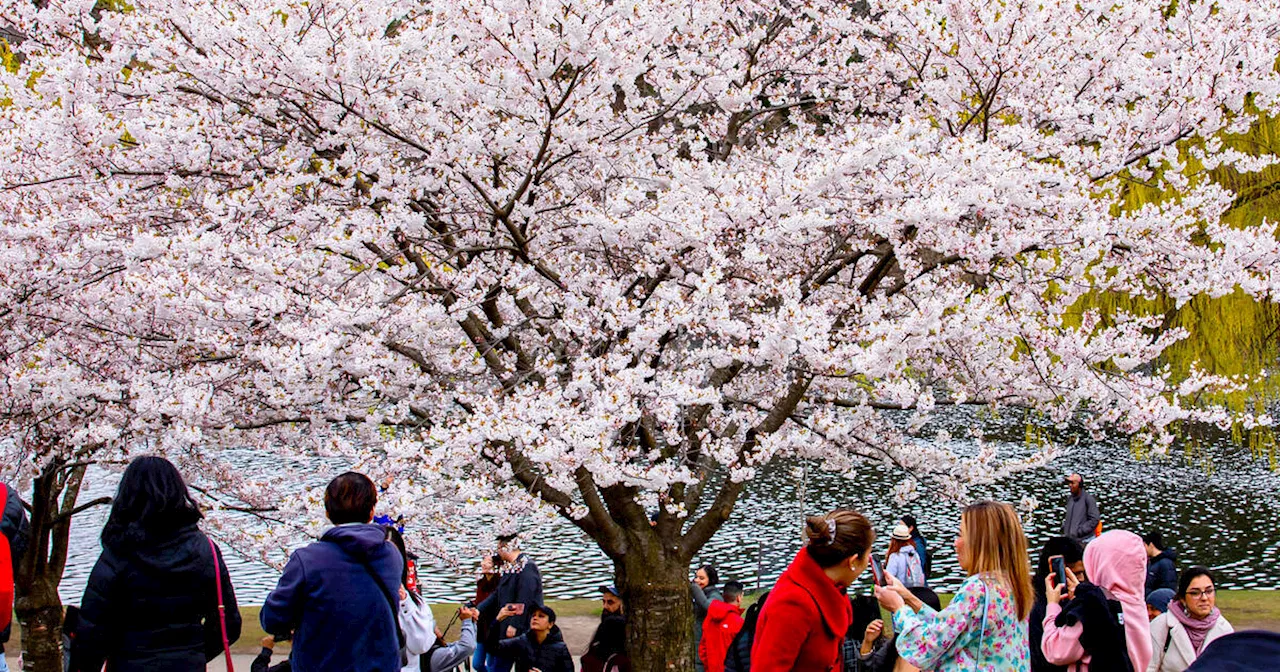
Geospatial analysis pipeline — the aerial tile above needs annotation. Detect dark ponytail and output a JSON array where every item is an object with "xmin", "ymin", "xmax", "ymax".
[{"xmin": 804, "ymin": 509, "xmax": 874, "ymax": 568}]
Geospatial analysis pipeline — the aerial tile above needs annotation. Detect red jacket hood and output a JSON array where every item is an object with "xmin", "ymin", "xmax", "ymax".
[{"xmin": 707, "ymin": 599, "xmax": 743, "ymax": 624}]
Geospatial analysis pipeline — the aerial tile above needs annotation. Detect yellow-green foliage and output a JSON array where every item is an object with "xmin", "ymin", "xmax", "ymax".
[{"xmin": 1074, "ymin": 115, "xmax": 1280, "ymax": 463}]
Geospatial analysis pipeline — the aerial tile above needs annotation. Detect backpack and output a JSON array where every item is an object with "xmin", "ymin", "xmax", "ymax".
[
  {"xmin": 0, "ymin": 485, "xmax": 13, "ymax": 633},
  {"xmin": 724, "ymin": 590, "xmax": 770, "ymax": 672}
]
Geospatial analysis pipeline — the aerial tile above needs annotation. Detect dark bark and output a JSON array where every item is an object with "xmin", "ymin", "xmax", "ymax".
[
  {"xmin": 14, "ymin": 459, "xmax": 95, "ymax": 672},
  {"xmin": 615, "ymin": 538, "xmax": 697, "ymax": 672}
]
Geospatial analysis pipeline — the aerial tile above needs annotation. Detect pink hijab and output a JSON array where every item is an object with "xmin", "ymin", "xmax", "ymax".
[{"xmin": 1083, "ymin": 530, "xmax": 1153, "ymax": 671}]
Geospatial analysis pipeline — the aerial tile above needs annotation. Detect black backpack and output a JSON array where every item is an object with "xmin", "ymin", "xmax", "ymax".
[{"xmin": 724, "ymin": 590, "xmax": 770, "ymax": 672}]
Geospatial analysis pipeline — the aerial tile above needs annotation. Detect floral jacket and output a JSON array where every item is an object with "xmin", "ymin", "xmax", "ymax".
[{"xmin": 892, "ymin": 573, "xmax": 1029, "ymax": 672}]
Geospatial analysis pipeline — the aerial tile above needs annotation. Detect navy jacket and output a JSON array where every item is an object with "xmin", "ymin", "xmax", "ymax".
[
  {"xmin": 260, "ymin": 524, "xmax": 403, "ymax": 672},
  {"xmin": 1, "ymin": 483, "xmax": 30, "ymax": 648},
  {"xmin": 497, "ymin": 626, "xmax": 574, "ymax": 672},
  {"xmin": 1146, "ymin": 549, "xmax": 1178, "ymax": 595},
  {"xmin": 70, "ymin": 524, "xmax": 242, "ymax": 672},
  {"xmin": 477, "ymin": 554, "xmax": 542, "ymax": 642}
]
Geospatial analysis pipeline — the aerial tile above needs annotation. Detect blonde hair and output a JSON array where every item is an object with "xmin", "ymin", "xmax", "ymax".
[{"xmin": 960, "ymin": 501, "xmax": 1033, "ymax": 620}]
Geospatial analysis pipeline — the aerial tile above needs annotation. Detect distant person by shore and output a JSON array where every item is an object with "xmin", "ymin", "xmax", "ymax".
[{"xmin": 1062, "ymin": 474, "xmax": 1100, "ymax": 545}]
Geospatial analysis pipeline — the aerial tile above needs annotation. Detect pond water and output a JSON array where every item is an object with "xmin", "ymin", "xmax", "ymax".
[{"xmin": 56, "ymin": 413, "xmax": 1280, "ymax": 604}]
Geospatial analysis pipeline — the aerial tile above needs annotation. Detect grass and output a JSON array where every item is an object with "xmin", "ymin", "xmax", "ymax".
[{"xmin": 9, "ymin": 590, "xmax": 1280, "ymax": 655}]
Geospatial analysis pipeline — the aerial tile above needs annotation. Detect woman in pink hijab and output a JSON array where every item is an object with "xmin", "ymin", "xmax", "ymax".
[{"xmin": 1040, "ymin": 530, "xmax": 1153, "ymax": 671}]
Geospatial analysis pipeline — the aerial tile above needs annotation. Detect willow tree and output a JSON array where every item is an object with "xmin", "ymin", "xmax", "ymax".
[{"xmin": 5, "ymin": 1, "xmax": 1280, "ymax": 671}]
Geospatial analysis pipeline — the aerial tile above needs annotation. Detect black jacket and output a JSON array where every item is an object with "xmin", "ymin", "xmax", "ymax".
[
  {"xmin": 497, "ymin": 625, "xmax": 574, "ymax": 672},
  {"xmin": 724, "ymin": 590, "xmax": 769, "ymax": 672},
  {"xmin": 477, "ymin": 554, "xmax": 542, "ymax": 643},
  {"xmin": 70, "ymin": 524, "xmax": 242, "ymax": 672},
  {"xmin": 1146, "ymin": 549, "xmax": 1178, "ymax": 595},
  {"xmin": 1053, "ymin": 583, "xmax": 1134, "ymax": 672},
  {"xmin": 1, "ymin": 482, "xmax": 30, "ymax": 648},
  {"xmin": 1030, "ymin": 596, "xmax": 1069, "ymax": 672},
  {"xmin": 581, "ymin": 613, "xmax": 627, "ymax": 672}
]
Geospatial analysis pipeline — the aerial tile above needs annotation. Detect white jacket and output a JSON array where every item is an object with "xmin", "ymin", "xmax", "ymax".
[
  {"xmin": 1147, "ymin": 611, "xmax": 1233, "ymax": 672},
  {"xmin": 400, "ymin": 594, "xmax": 437, "ymax": 672}
]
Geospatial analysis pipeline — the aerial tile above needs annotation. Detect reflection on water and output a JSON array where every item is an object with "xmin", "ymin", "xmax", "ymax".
[{"xmin": 58, "ymin": 415, "xmax": 1280, "ymax": 604}]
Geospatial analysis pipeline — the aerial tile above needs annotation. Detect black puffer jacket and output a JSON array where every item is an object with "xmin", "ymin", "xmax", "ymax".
[
  {"xmin": 497, "ymin": 625, "xmax": 574, "ymax": 672},
  {"xmin": 70, "ymin": 524, "xmax": 242, "ymax": 672}
]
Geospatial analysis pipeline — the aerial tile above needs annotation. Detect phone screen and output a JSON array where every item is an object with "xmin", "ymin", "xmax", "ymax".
[
  {"xmin": 1050, "ymin": 556, "xmax": 1067, "ymax": 588},
  {"xmin": 870, "ymin": 555, "xmax": 886, "ymax": 587}
]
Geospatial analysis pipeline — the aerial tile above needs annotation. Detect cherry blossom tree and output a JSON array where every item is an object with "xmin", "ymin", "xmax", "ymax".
[{"xmin": 4, "ymin": 0, "xmax": 1280, "ymax": 669}]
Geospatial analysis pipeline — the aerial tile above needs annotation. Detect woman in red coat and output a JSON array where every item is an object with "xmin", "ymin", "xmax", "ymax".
[{"xmin": 751, "ymin": 508, "xmax": 874, "ymax": 672}]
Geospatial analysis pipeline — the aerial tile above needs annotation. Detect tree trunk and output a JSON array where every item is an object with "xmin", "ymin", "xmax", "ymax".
[
  {"xmin": 15, "ymin": 579, "xmax": 62, "ymax": 672},
  {"xmin": 14, "ymin": 459, "xmax": 96, "ymax": 672},
  {"xmin": 617, "ymin": 548, "xmax": 697, "ymax": 672}
]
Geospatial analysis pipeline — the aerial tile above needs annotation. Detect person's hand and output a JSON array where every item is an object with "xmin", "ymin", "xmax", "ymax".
[
  {"xmin": 506, "ymin": 625, "xmax": 517, "ymax": 638},
  {"xmin": 497, "ymin": 605, "xmax": 516, "ymax": 620},
  {"xmin": 860, "ymin": 620, "xmax": 883, "ymax": 654},
  {"xmin": 1045, "ymin": 575, "xmax": 1064, "ymax": 605},
  {"xmin": 1064, "ymin": 566, "xmax": 1080, "ymax": 600},
  {"xmin": 875, "ymin": 583, "xmax": 905, "ymax": 612},
  {"xmin": 260, "ymin": 635, "xmax": 275, "ymax": 649},
  {"xmin": 887, "ymin": 574, "xmax": 912, "ymax": 601},
  {"xmin": 399, "ymin": 586, "xmax": 408, "ymax": 601},
  {"xmin": 461, "ymin": 606, "xmax": 480, "ymax": 621}
]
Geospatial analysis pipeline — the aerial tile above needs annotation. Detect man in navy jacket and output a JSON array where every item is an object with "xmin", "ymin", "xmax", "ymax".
[
  {"xmin": 477, "ymin": 533, "xmax": 542, "ymax": 672},
  {"xmin": 261, "ymin": 472, "xmax": 403, "ymax": 672}
]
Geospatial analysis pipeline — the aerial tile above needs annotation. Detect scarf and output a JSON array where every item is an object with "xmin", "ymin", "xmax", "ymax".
[{"xmin": 1169, "ymin": 600, "xmax": 1220, "ymax": 654}]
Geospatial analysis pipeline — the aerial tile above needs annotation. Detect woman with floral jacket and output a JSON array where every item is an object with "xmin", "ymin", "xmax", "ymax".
[{"xmin": 876, "ymin": 501, "xmax": 1033, "ymax": 672}]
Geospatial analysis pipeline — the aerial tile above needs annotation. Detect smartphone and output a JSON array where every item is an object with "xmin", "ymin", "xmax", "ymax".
[
  {"xmin": 1050, "ymin": 555, "xmax": 1067, "ymax": 588},
  {"xmin": 505, "ymin": 603, "xmax": 525, "ymax": 615},
  {"xmin": 869, "ymin": 555, "xmax": 887, "ymax": 587}
]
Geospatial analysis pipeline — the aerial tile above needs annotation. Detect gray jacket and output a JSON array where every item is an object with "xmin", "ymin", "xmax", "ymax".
[
  {"xmin": 429, "ymin": 619, "xmax": 476, "ymax": 672},
  {"xmin": 1062, "ymin": 489, "xmax": 1100, "ymax": 542}
]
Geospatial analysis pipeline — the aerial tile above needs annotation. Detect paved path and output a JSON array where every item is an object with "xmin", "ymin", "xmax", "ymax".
[{"xmin": 197, "ymin": 616, "xmax": 599, "ymax": 671}]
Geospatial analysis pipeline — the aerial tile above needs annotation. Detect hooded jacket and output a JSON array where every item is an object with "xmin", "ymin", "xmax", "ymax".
[
  {"xmin": 69, "ymin": 524, "xmax": 242, "ymax": 672},
  {"xmin": 1145, "ymin": 550, "xmax": 1178, "ymax": 596},
  {"xmin": 751, "ymin": 549, "xmax": 851, "ymax": 672},
  {"xmin": 1042, "ymin": 530, "xmax": 1152, "ymax": 672},
  {"xmin": 260, "ymin": 523, "xmax": 403, "ymax": 672},
  {"xmin": 700, "ymin": 600, "xmax": 745, "ymax": 672},
  {"xmin": 496, "ymin": 624, "xmax": 574, "ymax": 672}
]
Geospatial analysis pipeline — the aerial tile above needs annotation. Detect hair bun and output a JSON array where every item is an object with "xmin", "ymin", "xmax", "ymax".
[{"xmin": 804, "ymin": 515, "xmax": 833, "ymax": 545}]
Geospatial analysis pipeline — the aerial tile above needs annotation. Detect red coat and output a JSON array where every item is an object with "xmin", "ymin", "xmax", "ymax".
[
  {"xmin": 699, "ymin": 600, "xmax": 744, "ymax": 672},
  {"xmin": 750, "ymin": 549, "xmax": 852, "ymax": 672}
]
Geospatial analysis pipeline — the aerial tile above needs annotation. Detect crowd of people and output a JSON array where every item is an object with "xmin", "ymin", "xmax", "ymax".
[{"xmin": 2, "ymin": 459, "xmax": 1279, "ymax": 672}]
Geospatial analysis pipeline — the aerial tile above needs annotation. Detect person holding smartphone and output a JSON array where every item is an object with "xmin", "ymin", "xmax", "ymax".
[
  {"xmin": 876, "ymin": 501, "xmax": 1033, "ymax": 672},
  {"xmin": 1031, "ymin": 537, "xmax": 1085, "ymax": 672},
  {"xmin": 1040, "ymin": 530, "xmax": 1152, "ymax": 672}
]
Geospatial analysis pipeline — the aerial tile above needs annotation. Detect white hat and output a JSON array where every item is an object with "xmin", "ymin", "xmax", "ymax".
[{"xmin": 892, "ymin": 524, "xmax": 912, "ymax": 541}]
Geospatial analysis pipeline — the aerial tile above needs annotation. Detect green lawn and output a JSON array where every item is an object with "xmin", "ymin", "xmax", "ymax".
[{"xmin": 9, "ymin": 590, "xmax": 1280, "ymax": 655}]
